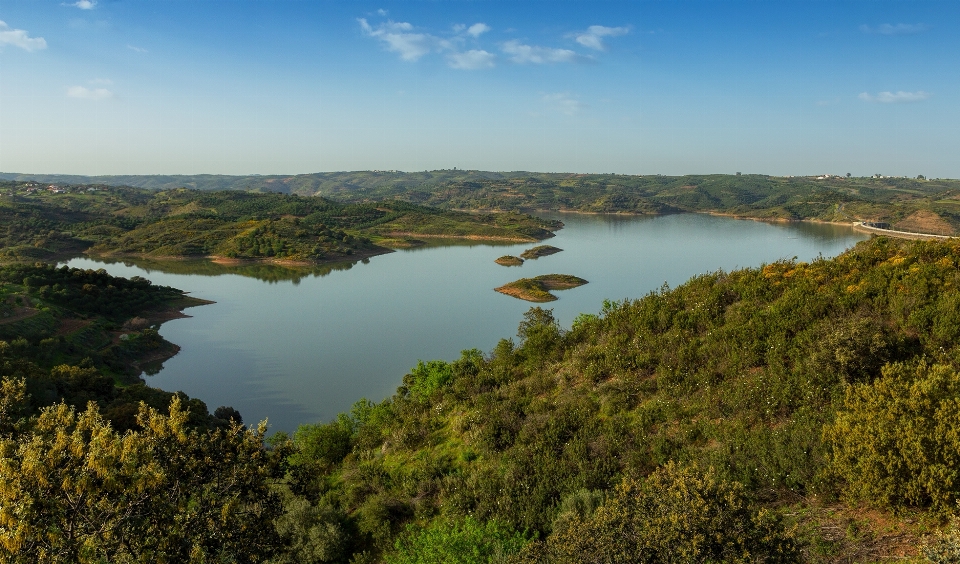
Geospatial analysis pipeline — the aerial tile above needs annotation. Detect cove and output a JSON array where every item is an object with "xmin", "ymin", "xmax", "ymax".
[{"xmin": 66, "ymin": 213, "xmax": 868, "ymax": 433}]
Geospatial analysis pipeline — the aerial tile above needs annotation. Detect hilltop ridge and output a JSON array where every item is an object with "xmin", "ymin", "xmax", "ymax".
[{"xmin": 6, "ymin": 171, "xmax": 960, "ymax": 236}]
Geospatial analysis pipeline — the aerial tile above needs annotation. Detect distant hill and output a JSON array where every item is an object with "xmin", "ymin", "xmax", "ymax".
[
  {"xmin": 5, "ymin": 170, "xmax": 960, "ymax": 234},
  {"xmin": 0, "ymin": 170, "xmax": 557, "ymax": 195}
]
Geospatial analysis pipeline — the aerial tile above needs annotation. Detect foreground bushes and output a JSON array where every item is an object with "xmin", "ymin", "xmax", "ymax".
[
  {"xmin": 826, "ymin": 361, "xmax": 960, "ymax": 513},
  {"xmin": 517, "ymin": 463, "xmax": 798, "ymax": 563},
  {"xmin": 388, "ymin": 517, "xmax": 529, "ymax": 564},
  {"xmin": 0, "ymin": 390, "xmax": 283, "ymax": 563},
  {"xmin": 279, "ymin": 237, "xmax": 960, "ymax": 561},
  {"xmin": 9, "ymin": 235, "xmax": 960, "ymax": 561}
]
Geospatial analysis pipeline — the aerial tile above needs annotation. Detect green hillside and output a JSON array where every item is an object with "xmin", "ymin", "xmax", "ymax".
[
  {"xmin": 7, "ymin": 172, "xmax": 960, "ymax": 234},
  {"xmin": 272, "ymin": 235, "xmax": 960, "ymax": 562},
  {"xmin": 5, "ymin": 236, "xmax": 960, "ymax": 561},
  {"xmin": 0, "ymin": 183, "xmax": 560, "ymax": 265}
]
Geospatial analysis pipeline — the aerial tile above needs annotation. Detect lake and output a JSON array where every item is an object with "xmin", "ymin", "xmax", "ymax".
[{"xmin": 66, "ymin": 213, "xmax": 868, "ymax": 432}]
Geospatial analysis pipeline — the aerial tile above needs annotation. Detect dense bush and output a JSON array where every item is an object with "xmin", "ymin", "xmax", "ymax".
[
  {"xmin": 274, "ymin": 236, "xmax": 960, "ymax": 561},
  {"xmin": 516, "ymin": 463, "xmax": 798, "ymax": 563},
  {"xmin": 825, "ymin": 361, "xmax": 960, "ymax": 512},
  {"xmin": 0, "ymin": 395, "xmax": 284, "ymax": 563},
  {"xmin": 387, "ymin": 517, "xmax": 529, "ymax": 564}
]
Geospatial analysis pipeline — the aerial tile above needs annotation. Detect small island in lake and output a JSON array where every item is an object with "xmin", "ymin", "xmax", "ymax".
[
  {"xmin": 520, "ymin": 245, "xmax": 563, "ymax": 260},
  {"xmin": 495, "ymin": 274, "xmax": 588, "ymax": 302},
  {"xmin": 495, "ymin": 255, "xmax": 524, "ymax": 266}
]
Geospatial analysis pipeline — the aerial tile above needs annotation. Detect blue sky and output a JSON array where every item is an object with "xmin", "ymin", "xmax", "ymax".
[{"xmin": 0, "ymin": 1, "xmax": 957, "ymax": 177}]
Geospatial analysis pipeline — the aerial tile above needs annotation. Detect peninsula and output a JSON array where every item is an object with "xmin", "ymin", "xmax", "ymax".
[{"xmin": 0, "ymin": 183, "xmax": 561, "ymax": 267}]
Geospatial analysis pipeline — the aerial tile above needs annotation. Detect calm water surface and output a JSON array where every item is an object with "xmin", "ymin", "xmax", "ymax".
[{"xmin": 67, "ymin": 213, "xmax": 867, "ymax": 432}]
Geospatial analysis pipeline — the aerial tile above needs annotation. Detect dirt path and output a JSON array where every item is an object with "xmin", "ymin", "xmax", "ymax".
[
  {"xmin": 55, "ymin": 318, "xmax": 91, "ymax": 336},
  {"xmin": 0, "ymin": 307, "xmax": 40, "ymax": 325}
]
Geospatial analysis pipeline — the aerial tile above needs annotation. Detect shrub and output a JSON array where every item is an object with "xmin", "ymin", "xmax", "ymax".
[
  {"xmin": 273, "ymin": 493, "xmax": 350, "ymax": 564},
  {"xmin": 0, "ymin": 397, "xmax": 283, "ymax": 562},
  {"xmin": 825, "ymin": 361, "xmax": 960, "ymax": 512},
  {"xmin": 290, "ymin": 420, "xmax": 352, "ymax": 472},
  {"xmin": 923, "ymin": 517, "xmax": 960, "ymax": 563},
  {"xmin": 386, "ymin": 516, "xmax": 529, "ymax": 564},
  {"xmin": 522, "ymin": 462, "xmax": 798, "ymax": 563},
  {"xmin": 405, "ymin": 360, "xmax": 454, "ymax": 401}
]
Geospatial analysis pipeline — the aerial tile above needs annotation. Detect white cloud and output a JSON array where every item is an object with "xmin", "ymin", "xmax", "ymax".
[
  {"xmin": 858, "ymin": 91, "xmax": 930, "ymax": 103},
  {"xmin": 0, "ymin": 20, "xmax": 47, "ymax": 51},
  {"xmin": 860, "ymin": 23, "xmax": 929, "ymax": 35},
  {"xmin": 377, "ymin": 9, "xmax": 388, "ymax": 16},
  {"xmin": 448, "ymin": 49, "xmax": 495, "ymax": 70},
  {"xmin": 467, "ymin": 23, "xmax": 491, "ymax": 37},
  {"xmin": 574, "ymin": 25, "xmax": 629, "ymax": 50},
  {"xmin": 70, "ymin": 0, "xmax": 97, "ymax": 9},
  {"xmin": 359, "ymin": 18, "xmax": 440, "ymax": 61},
  {"xmin": 67, "ymin": 85, "xmax": 113, "ymax": 100},
  {"xmin": 127, "ymin": 44, "xmax": 148, "ymax": 53},
  {"xmin": 359, "ymin": 17, "xmax": 495, "ymax": 68},
  {"xmin": 543, "ymin": 92, "xmax": 587, "ymax": 115},
  {"xmin": 502, "ymin": 40, "xmax": 580, "ymax": 64}
]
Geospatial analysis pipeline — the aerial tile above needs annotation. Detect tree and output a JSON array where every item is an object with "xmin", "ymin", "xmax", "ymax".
[
  {"xmin": 0, "ymin": 378, "xmax": 28, "ymax": 437},
  {"xmin": 0, "ymin": 396, "xmax": 284, "ymax": 563},
  {"xmin": 516, "ymin": 307, "xmax": 561, "ymax": 363},
  {"xmin": 214, "ymin": 405, "xmax": 243, "ymax": 424}
]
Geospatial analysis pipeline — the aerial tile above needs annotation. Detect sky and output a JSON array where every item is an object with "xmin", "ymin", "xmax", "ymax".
[{"xmin": 0, "ymin": 0, "xmax": 957, "ymax": 177}]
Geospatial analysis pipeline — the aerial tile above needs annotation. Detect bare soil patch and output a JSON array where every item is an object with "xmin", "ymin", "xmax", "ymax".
[{"xmin": 894, "ymin": 209, "xmax": 955, "ymax": 236}]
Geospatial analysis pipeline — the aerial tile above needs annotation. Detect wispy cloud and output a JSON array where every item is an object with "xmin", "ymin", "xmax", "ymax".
[
  {"xmin": 359, "ymin": 18, "xmax": 444, "ymax": 61},
  {"xmin": 467, "ymin": 23, "xmax": 490, "ymax": 38},
  {"xmin": 69, "ymin": 0, "xmax": 96, "ymax": 9},
  {"xmin": 67, "ymin": 85, "xmax": 113, "ymax": 100},
  {"xmin": 502, "ymin": 40, "xmax": 581, "ymax": 64},
  {"xmin": 543, "ymin": 92, "xmax": 587, "ymax": 115},
  {"xmin": 360, "ymin": 18, "xmax": 497, "ymax": 69},
  {"xmin": 448, "ymin": 49, "xmax": 495, "ymax": 70},
  {"xmin": 127, "ymin": 44, "xmax": 148, "ymax": 53},
  {"xmin": 858, "ymin": 91, "xmax": 930, "ymax": 103},
  {"xmin": 0, "ymin": 20, "xmax": 47, "ymax": 51},
  {"xmin": 377, "ymin": 9, "xmax": 388, "ymax": 16},
  {"xmin": 574, "ymin": 25, "xmax": 629, "ymax": 50},
  {"xmin": 860, "ymin": 23, "xmax": 929, "ymax": 35}
]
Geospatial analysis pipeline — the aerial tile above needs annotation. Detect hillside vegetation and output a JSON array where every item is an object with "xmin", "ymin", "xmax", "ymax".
[
  {"xmin": 6, "ymin": 171, "xmax": 960, "ymax": 560},
  {"xmin": 0, "ymin": 262, "xmax": 230, "ymax": 428},
  {"xmin": 269, "ymin": 235, "xmax": 960, "ymax": 562},
  {"xmin": 5, "ymin": 236, "xmax": 960, "ymax": 561},
  {"xmin": 0, "ymin": 183, "xmax": 560, "ymax": 265},
  {"xmin": 7, "ymin": 171, "xmax": 960, "ymax": 234}
]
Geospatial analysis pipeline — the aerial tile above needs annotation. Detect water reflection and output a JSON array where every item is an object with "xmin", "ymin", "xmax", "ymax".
[{"xmin": 82, "ymin": 256, "xmax": 364, "ymax": 284}]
